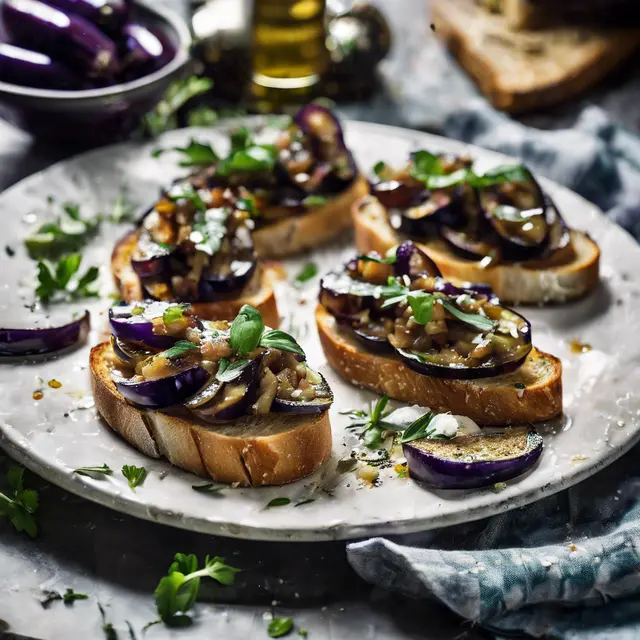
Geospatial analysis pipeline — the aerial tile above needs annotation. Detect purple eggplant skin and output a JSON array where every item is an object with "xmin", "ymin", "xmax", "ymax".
[
  {"xmin": 114, "ymin": 365, "xmax": 209, "ymax": 409},
  {"xmin": 0, "ymin": 43, "xmax": 82, "ymax": 89},
  {"xmin": 2, "ymin": 0, "xmax": 119, "ymax": 77},
  {"xmin": 109, "ymin": 301, "xmax": 179, "ymax": 350},
  {"xmin": 394, "ymin": 241, "xmax": 441, "ymax": 278},
  {"xmin": 403, "ymin": 427, "xmax": 543, "ymax": 489},
  {"xmin": 120, "ymin": 23, "xmax": 176, "ymax": 81},
  {"xmin": 198, "ymin": 258, "xmax": 257, "ymax": 299},
  {"xmin": 293, "ymin": 103, "xmax": 347, "ymax": 161},
  {"xmin": 192, "ymin": 359, "xmax": 261, "ymax": 422},
  {"xmin": 371, "ymin": 181, "xmax": 425, "ymax": 210},
  {"xmin": 0, "ymin": 310, "xmax": 90, "ymax": 358},
  {"xmin": 43, "ymin": 0, "xmax": 129, "ymax": 34},
  {"xmin": 434, "ymin": 279, "xmax": 494, "ymax": 299},
  {"xmin": 341, "ymin": 322, "xmax": 393, "ymax": 354},
  {"xmin": 131, "ymin": 230, "xmax": 173, "ymax": 280},
  {"xmin": 272, "ymin": 371, "xmax": 334, "ymax": 414}
]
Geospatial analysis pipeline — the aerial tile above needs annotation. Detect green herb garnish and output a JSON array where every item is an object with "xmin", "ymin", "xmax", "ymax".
[
  {"xmin": 217, "ymin": 144, "xmax": 277, "ymax": 176},
  {"xmin": 0, "ymin": 466, "xmax": 39, "ymax": 538},
  {"xmin": 295, "ymin": 263, "xmax": 318, "ymax": 284},
  {"xmin": 186, "ymin": 106, "xmax": 218, "ymax": 128},
  {"xmin": 216, "ymin": 358, "xmax": 251, "ymax": 382},
  {"xmin": 36, "ymin": 254, "xmax": 99, "ymax": 302},
  {"xmin": 153, "ymin": 139, "xmax": 219, "ymax": 167},
  {"xmin": 167, "ymin": 184, "xmax": 207, "ymax": 212},
  {"xmin": 441, "ymin": 299, "xmax": 496, "ymax": 332},
  {"xmin": 5, "ymin": 245, "xmax": 15, "ymax": 257},
  {"xmin": 192, "ymin": 483, "xmax": 227, "ymax": 493},
  {"xmin": 229, "ymin": 305, "xmax": 305, "ymax": 358},
  {"xmin": 25, "ymin": 202, "xmax": 101, "ymax": 260},
  {"xmin": 400, "ymin": 412, "xmax": 437, "ymax": 443},
  {"xmin": 99, "ymin": 603, "xmax": 118, "ymax": 640},
  {"xmin": 341, "ymin": 395, "xmax": 399, "ymax": 449},
  {"xmin": 372, "ymin": 161, "xmax": 387, "ymax": 177},
  {"xmin": 163, "ymin": 304, "xmax": 188, "ymax": 325},
  {"xmin": 41, "ymin": 588, "xmax": 89, "ymax": 607},
  {"xmin": 407, "ymin": 292, "xmax": 435, "ymax": 325},
  {"xmin": 154, "ymin": 553, "xmax": 239, "ymax": 625},
  {"xmin": 109, "ymin": 187, "xmax": 136, "ymax": 223},
  {"xmin": 268, "ymin": 617, "xmax": 294, "ymax": 638},
  {"xmin": 514, "ymin": 382, "xmax": 525, "ymax": 390},
  {"xmin": 74, "ymin": 464, "xmax": 113, "ymax": 477},
  {"xmin": 143, "ymin": 76, "xmax": 213, "ymax": 137},
  {"xmin": 122, "ymin": 465, "xmax": 146, "ymax": 491},
  {"xmin": 159, "ymin": 340, "xmax": 199, "ymax": 360},
  {"xmin": 190, "ymin": 207, "xmax": 229, "ymax": 256},
  {"xmin": 266, "ymin": 497, "xmax": 291, "ymax": 508},
  {"xmin": 301, "ymin": 195, "xmax": 328, "ymax": 208}
]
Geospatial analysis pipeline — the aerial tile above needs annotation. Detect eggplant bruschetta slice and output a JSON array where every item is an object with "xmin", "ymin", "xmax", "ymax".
[
  {"xmin": 353, "ymin": 151, "xmax": 599, "ymax": 304},
  {"xmin": 92, "ymin": 302, "xmax": 333, "ymax": 486},
  {"xmin": 112, "ymin": 178, "xmax": 280, "ymax": 328},
  {"xmin": 316, "ymin": 241, "xmax": 562, "ymax": 425}
]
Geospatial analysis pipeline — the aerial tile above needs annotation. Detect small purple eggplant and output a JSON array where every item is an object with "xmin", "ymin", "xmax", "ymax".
[
  {"xmin": 120, "ymin": 23, "xmax": 176, "ymax": 80},
  {"xmin": 0, "ymin": 42, "xmax": 81, "ymax": 89},
  {"xmin": 44, "ymin": 0, "xmax": 129, "ymax": 34},
  {"xmin": 2, "ymin": 0, "xmax": 119, "ymax": 77}
]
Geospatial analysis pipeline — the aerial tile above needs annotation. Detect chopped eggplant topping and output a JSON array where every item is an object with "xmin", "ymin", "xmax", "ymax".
[
  {"xmin": 370, "ymin": 151, "xmax": 573, "ymax": 265},
  {"xmin": 108, "ymin": 302, "xmax": 332, "ymax": 418},
  {"xmin": 320, "ymin": 242, "xmax": 532, "ymax": 379}
]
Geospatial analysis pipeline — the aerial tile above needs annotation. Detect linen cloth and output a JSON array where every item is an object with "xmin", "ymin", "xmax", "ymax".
[{"xmin": 345, "ymin": 3, "xmax": 640, "ymax": 637}]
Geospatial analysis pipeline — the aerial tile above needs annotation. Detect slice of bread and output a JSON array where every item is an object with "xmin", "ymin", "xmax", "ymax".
[
  {"xmin": 432, "ymin": 0, "xmax": 640, "ymax": 112},
  {"xmin": 252, "ymin": 175, "xmax": 370, "ymax": 258},
  {"xmin": 316, "ymin": 305, "xmax": 562, "ymax": 426},
  {"xmin": 112, "ymin": 229, "xmax": 280, "ymax": 328},
  {"xmin": 90, "ymin": 342, "xmax": 332, "ymax": 486},
  {"xmin": 353, "ymin": 196, "xmax": 600, "ymax": 304}
]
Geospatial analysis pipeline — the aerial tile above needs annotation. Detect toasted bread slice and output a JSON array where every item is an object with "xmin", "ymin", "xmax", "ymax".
[
  {"xmin": 316, "ymin": 305, "xmax": 562, "ymax": 426},
  {"xmin": 353, "ymin": 196, "xmax": 600, "ymax": 304},
  {"xmin": 90, "ymin": 342, "xmax": 332, "ymax": 486},
  {"xmin": 252, "ymin": 175, "xmax": 370, "ymax": 258},
  {"xmin": 432, "ymin": 0, "xmax": 640, "ymax": 112},
  {"xmin": 112, "ymin": 229, "xmax": 280, "ymax": 328}
]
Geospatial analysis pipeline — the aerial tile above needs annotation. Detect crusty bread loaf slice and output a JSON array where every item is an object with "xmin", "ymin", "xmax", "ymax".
[
  {"xmin": 90, "ymin": 342, "xmax": 332, "ymax": 486},
  {"xmin": 316, "ymin": 305, "xmax": 562, "ymax": 426},
  {"xmin": 112, "ymin": 229, "xmax": 280, "ymax": 328},
  {"xmin": 432, "ymin": 0, "xmax": 640, "ymax": 112},
  {"xmin": 252, "ymin": 175, "xmax": 370, "ymax": 258},
  {"xmin": 353, "ymin": 196, "xmax": 600, "ymax": 304}
]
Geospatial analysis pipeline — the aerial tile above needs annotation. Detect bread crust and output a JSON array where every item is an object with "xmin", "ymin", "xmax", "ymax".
[
  {"xmin": 432, "ymin": 0, "xmax": 640, "ymax": 112},
  {"xmin": 252, "ymin": 175, "xmax": 370, "ymax": 258},
  {"xmin": 91, "ymin": 343, "xmax": 333, "ymax": 487},
  {"xmin": 111, "ymin": 230, "xmax": 280, "ymax": 328},
  {"xmin": 316, "ymin": 305, "xmax": 562, "ymax": 426},
  {"xmin": 353, "ymin": 196, "xmax": 600, "ymax": 305}
]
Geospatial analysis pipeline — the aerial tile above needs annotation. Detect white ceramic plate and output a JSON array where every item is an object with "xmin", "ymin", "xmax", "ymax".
[{"xmin": 1, "ymin": 120, "xmax": 638, "ymax": 541}]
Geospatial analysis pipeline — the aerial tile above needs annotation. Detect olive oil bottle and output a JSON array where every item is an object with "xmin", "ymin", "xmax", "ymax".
[{"xmin": 251, "ymin": 0, "xmax": 328, "ymax": 109}]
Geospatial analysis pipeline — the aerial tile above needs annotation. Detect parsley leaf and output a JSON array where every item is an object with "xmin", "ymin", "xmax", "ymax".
[
  {"xmin": 153, "ymin": 139, "xmax": 219, "ymax": 167},
  {"xmin": 143, "ymin": 76, "xmax": 213, "ymax": 137},
  {"xmin": 154, "ymin": 553, "xmax": 239, "ymax": 625},
  {"xmin": 0, "ymin": 465, "xmax": 39, "ymax": 538},
  {"xmin": 268, "ymin": 617, "xmax": 294, "ymax": 637},
  {"xmin": 74, "ymin": 464, "xmax": 113, "ymax": 477},
  {"xmin": 36, "ymin": 254, "xmax": 100, "ymax": 302},
  {"xmin": 159, "ymin": 340, "xmax": 199, "ymax": 360},
  {"xmin": 217, "ymin": 129, "xmax": 277, "ymax": 177},
  {"xmin": 162, "ymin": 304, "xmax": 189, "ymax": 326},
  {"xmin": 295, "ymin": 263, "xmax": 318, "ymax": 284},
  {"xmin": 410, "ymin": 150, "xmax": 444, "ymax": 181},
  {"xmin": 122, "ymin": 465, "xmax": 146, "ymax": 491}
]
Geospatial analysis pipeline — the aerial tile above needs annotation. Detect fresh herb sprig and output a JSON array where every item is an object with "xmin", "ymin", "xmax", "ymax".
[
  {"xmin": 122, "ymin": 465, "xmax": 146, "ymax": 491},
  {"xmin": 216, "ymin": 127, "xmax": 277, "ymax": 176},
  {"xmin": 25, "ymin": 202, "xmax": 102, "ymax": 260},
  {"xmin": 143, "ymin": 76, "xmax": 214, "ymax": 137},
  {"xmin": 268, "ymin": 617, "xmax": 294, "ymax": 637},
  {"xmin": 154, "ymin": 553, "xmax": 239, "ymax": 626},
  {"xmin": 0, "ymin": 466, "xmax": 39, "ymax": 538},
  {"xmin": 229, "ymin": 305, "xmax": 304, "ymax": 358},
  {"xmin": 341, "ymin": 395, "xmax": 399, "ymax": 449},
  {"xmin": 36, "ymin": 254, "xmax": 99, "ymax": 303},
  {"xmin": 74, "ymin": 464, "xmax": 113, "ymax": 477},
  {"xmin": 399, "ymin": 412, "xmax": 438, "ymax": 444},
  {"xmin": 295, "ymin": 263, "xmax": 318, "ymax": 284},
  {"xmin": 152, "ymin": 139, "xmax": 219, "ymax": 167},
  {"xmin": 41, "ymin": 588, "xmax": 88, "ymax": 608}
]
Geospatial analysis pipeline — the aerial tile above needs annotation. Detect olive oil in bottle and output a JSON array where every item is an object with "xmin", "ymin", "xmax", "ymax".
[{"xmin": 251, "ymin": 0, "xmax": 328, "ymax": 107}]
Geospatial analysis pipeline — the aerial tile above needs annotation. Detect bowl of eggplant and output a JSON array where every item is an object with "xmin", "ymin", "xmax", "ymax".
[{"xmin": 0, "ymin": 0, "xmax": 190, "ymax": 143}]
